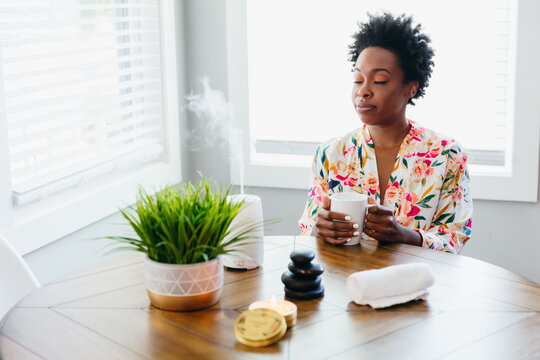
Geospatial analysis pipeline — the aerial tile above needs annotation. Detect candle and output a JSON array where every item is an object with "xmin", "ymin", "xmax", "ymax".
[
  {"xmin": 249, "ymin": 295, "xmax": 297, "ymax": 328},
  {"xmin": 235, "ymin": 308, "xmax": 287, "ymax": 347}
]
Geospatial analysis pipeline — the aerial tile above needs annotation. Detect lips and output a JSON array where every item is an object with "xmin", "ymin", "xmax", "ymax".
[{"xmin": 355, "ymin": 103, "xmax": 376, "ymax": 112}]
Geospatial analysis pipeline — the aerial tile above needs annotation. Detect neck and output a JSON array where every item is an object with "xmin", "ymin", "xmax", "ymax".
[{"xmin": 367, "ymin": 118, "xmax": 411, "ymax": 148}]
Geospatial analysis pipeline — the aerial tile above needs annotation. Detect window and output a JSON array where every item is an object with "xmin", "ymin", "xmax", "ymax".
[
  {"xmin": 0, "ymin": 0, "xmax": 182, "ymax": 254},
  {"xmin": 226, "ymin": 0, "xmax": 539, "ymax": 202}
]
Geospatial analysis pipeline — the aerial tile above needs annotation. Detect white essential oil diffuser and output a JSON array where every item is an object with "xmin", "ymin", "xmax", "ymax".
[{"xmin": 223, "ymin": 194, "xmax": 264, "ymax": 270}]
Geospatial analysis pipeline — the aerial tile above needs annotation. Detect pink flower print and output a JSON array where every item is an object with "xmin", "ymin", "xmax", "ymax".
[
  {"xmin": 401, "ymin": 140, "xmax": 418, "ymax": 158},
  {"xmin": 412, "ymin": 159, "xmax": 433, "ymax": 183},
  {"xmin": 452, "ymin": 185, "xmax": 463, "ymax": 202},
  {"xmin": 311, "ymin": 177, "xmax": 328, "ymax": 202},
  {"xmin": 452, "ymin": 152, "xmax": 467, "ymax": 170},
  {"xmin": 343, "ymin": 145, "xmax": 355, "ymax": 155},
  {"xmin": 385, "ymin": 181, "xmax": 403, "ymax": 202},
  {"xmin": 417, "ymin": 139, "xmax": 443, "ymax": 158},
  {"xmin": 397, "ymin": 193, "xmax": 420, "ymax": 226},
  {"xmin": 344, "ymin": 176, "xmax": 359, "ymax": 187},
  {"xmin": 405, "ymin": 193, "xmax": 421, "ymax": 216},
  {"xmin": 408, "ymin": 122, "xmax": 423, "ymax": 140},
  {"xmin": 396, "ymin": 213, "xmax": 413, "ymax": 227},
  {"xmin": 363, "ymin": 172, "xmax": 378, "ymax": 195},
  {"xmin": 427, "ymin": 146, "xmax": 442, "ymax": 158},
  {"xmin": 436, "ymin": 227, "xmax": 457, "ymax": 246}
]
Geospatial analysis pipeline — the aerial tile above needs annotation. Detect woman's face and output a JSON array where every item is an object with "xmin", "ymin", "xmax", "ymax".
[{"xmin": 351, "ymin": 46, "xmax": 418, "ymax": 126}]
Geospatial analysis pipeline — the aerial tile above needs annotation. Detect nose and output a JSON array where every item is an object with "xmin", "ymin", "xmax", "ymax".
[{"xmin": 356, "ymin": 84, "xmax": 373, "ymax": 99}]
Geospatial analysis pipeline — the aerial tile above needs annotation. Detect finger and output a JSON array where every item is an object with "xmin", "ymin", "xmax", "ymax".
[
  {"xmin": 322, "ymin": 196, "xmax": 355, "ymax": 221},
  {"xmin": 321, "ymin": 236, "xmax": 351, "ymax": 246},
  {"xmin": 322, "ymin": 196, "xmax": 331, "ymax": 210},
  {"xmin": 367, "ymin": 204, "xmax": 393, "ymax": 215},
  {"xmin": 365, "ymin": 212, "xmax": 394, "ymax": 224},
  {"xmin": 327, "ymin": 210, "xmax": 353, "ymax": 222},
  {"xmin": 317, "ymin": 208, "xmax": 352, "ymax": 222},
  {"xmin": 318, "ymin": 226, "xmax": 359, "ymax": 240},
  {"xmin": 363, "ymin": 219, "xmax": 388, "ymax": 234},
  {"xmin": 318, "ymin": 217, "xmax": 358, "ymax": 231},
  {"xmin": 361, "ymin": 224, "xmax": 390, "ymax": 242},
  {"xmin": 364, "ymin": 222, "xmax": 398, "ymax": 242},
  {"xmin": 317, "ymin": 208, "xmax": 331, "ymax": 220},
  {"xmin": 365, "ymin": 229, "xmax": 387, "ymax": 242}
]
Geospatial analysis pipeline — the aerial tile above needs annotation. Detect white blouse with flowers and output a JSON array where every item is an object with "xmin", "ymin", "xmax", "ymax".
[{"xmin": 298, "ymin": 121, "xmax": 473, "ymax": 254}]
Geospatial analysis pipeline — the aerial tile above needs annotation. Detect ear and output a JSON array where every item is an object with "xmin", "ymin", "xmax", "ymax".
[{"xmin": 407, "ymin": 81, "xmax": 419, "ymax": 98}]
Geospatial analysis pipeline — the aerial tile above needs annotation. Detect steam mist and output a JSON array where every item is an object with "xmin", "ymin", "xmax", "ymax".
[{"xmin": 185, "ymin": 77, "xmax": 244, "ymax": 193}]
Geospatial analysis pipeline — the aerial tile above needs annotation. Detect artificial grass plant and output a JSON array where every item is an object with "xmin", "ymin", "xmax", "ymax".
[{"xmin": 108, "ymin": 178, "xmax": 262, "ymax": 264}]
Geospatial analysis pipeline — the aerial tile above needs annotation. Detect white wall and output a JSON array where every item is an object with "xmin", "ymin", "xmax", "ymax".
[
  {"xmin": 21, "ymin": 0, "xmax": 540, "ymax": 285},
  {"xmin": 23, "ymin": 212, "xmax": 132, "ymax": 285}
]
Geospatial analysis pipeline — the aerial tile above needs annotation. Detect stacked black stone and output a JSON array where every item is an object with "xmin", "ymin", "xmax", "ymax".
[{"xmin": 281, "ymin": 250, "xmax": 324, "ymax": 300}]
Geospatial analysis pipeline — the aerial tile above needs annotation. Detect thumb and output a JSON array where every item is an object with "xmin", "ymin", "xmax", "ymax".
[
  {"xmin": 367, "ymin": 197, "xmax": 377, "ymax": 205},
  {"xmin": 322, "ymin": 195, "xmax": 331, "ymax": 210}
]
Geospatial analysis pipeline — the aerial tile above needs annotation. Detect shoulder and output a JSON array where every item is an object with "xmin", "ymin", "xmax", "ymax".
[
  {"xmin": 314, "ymin": 128, "xmax": 361, "ymax": 161},
  {"xmin": 414, "ymin": 122, "xmax": 468, "ymax": 172},
  {"xmin": 414, "ymin": 122, "xmax": 466, "ymax": 155}
]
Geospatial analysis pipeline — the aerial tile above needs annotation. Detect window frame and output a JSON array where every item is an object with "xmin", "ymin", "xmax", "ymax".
[
  {"xmin": 0, "ymin": 0, "xmax": 182, "ymax": 255},
  {"xmin": 225, "ymin": 0, "xmax": 539, "ymax": 203}
]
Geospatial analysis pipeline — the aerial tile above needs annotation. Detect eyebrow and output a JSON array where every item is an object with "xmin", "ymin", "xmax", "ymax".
[{"xmin": 353, "ymin": 67, "xmax": 392, "ymax": 75}]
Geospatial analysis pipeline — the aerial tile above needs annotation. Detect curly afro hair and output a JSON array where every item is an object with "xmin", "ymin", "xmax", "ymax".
[{"xmin": 348, "ymin": 13, "xmax": 434, "ymax": 105}]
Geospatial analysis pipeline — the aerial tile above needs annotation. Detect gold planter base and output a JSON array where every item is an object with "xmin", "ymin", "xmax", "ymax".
[{"xmin": 147, "ymin": 288, "xmax": 222, "ymax": 311}]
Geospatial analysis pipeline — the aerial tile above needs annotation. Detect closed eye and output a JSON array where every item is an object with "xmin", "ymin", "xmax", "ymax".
[{"xmin": 374, "ymin": 81, "xmax": 388, "ymax": 84}]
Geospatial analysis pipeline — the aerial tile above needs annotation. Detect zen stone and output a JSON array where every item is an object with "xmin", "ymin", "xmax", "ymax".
[
  {"xmin": 281, "ymin": 271, "xmax": 321, "ymax": 291},
  {"xmin": 285, "ymin": 285, "xmax": 325, "ymax": 300},
  {"xmin": 290, "ymin": 250, "xmax": 315, "ymax": 266},
  {"xmin": 288, "ymin": 262, "xmax": 324, "ymax": 278}
]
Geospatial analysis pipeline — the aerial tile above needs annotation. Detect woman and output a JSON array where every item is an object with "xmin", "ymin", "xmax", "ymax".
[{"xmin": 298, "ymin": 13, "xmax": 472, "ymax": 254}]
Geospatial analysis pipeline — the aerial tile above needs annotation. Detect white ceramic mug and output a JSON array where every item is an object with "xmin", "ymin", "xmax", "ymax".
[{"xmin": 330, "ymin": 192, "xmax": 374, "ymax": 246}]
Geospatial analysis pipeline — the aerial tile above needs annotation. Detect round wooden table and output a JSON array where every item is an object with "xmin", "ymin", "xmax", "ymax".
[{"xmin": 1, "ymin": 236, "xmax": 540, "ymax": 359}]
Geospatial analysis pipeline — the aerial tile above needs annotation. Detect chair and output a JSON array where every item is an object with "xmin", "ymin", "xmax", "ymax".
[{"xmin": 0, "ymin": 234, "xmax": 40, "ymax": 321}]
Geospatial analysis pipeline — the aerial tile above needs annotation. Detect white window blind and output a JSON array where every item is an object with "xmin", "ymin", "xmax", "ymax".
[
  {"xmin": 246, "ymin": 0, "xmax": 516, "ymax": 169},
  {"xmin": 0, "ymin": 0, "xmax": 165, "ymax": 206}
]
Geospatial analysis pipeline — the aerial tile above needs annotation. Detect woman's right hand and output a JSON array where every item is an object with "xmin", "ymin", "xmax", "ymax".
[{"xmin": 315, "ymin": 196, "xmax": 360, "ymax": 245}]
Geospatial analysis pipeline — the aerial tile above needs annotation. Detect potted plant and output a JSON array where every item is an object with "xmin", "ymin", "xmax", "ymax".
[{"xmin": 108, "ymin": 178, "xmax": 261, "ymax": 311}]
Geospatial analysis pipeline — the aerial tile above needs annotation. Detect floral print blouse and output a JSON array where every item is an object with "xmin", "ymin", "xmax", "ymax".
[{"xmin": 298, "ymin": 121, "xmax": 472, "ymax": 254}]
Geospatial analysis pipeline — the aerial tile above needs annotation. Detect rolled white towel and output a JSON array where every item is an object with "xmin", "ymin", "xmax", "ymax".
[{"xmin": 346, "ymin": 263, "xmax": 434, "ymax": 309}]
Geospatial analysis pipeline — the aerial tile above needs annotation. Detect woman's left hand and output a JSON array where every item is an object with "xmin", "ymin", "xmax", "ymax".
[{"xmin": 363, "ymin": 198, "xmax": 423, "ymax": 246}]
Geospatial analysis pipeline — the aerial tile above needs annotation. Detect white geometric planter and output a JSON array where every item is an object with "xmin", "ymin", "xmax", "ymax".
[{"xmin": 144, "ymin": 256, "xmax": 223, "ymax": 311}]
